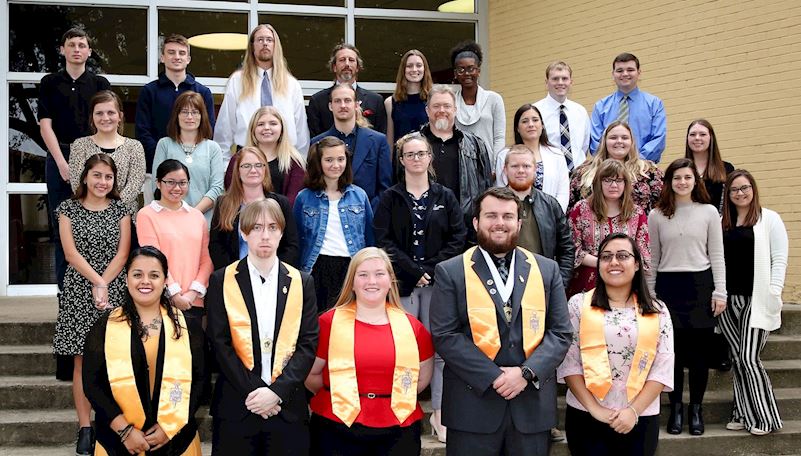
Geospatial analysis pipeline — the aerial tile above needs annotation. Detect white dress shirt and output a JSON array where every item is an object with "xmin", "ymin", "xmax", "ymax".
[
  {"xmin": 535, "ymin": 94, "xmax": 590, "ymax": 167},
  {"xmin": 214, "ymin": 67, "xmax": 310, "ymax": 165},
  {"xmin": 247, "ymin": 257, "xmax": 280, "ymax": 385}
]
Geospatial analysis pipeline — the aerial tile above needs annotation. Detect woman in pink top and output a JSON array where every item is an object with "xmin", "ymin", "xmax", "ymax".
[
  {"xmin": 136, "ymin": 159, "xmax": 213, "ymax": 322},
  {"xmin": 558, "ymin": 233, "xmax": 674, "ymax": 455}
]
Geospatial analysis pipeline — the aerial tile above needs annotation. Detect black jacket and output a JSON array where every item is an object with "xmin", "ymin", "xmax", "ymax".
[
  {"xmin": 526, "ymin": 188, "xmax": 574, "ymax": 288},
  {"xmin": 209, "ymin": 192, "xmax": 299, "ymax": 270},
  {"xmin": 374, "ymin": 181, "xmax": 466, "ymax": 296},
  {"xmin": 306, "ymin": 84, "xmax": 387, "ymax": 137}
]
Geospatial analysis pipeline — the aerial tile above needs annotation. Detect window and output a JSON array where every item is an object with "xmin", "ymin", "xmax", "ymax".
[{"xmin": 259, "ymin": 14, "xmax": 346, "ymax": 81}]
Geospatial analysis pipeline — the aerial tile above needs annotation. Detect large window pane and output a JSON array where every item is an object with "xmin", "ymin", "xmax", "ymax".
[
  {"xmin": 159, "ymin": 9, "xmax": 249, "ymax": 78},
  {"xmin": 8, "ymin": 84, "xmax": 140, "ymax": 184},
  {"xmin": 259, "ymin": 14, "xmax": 345, "ymax": 81},
  {"xmin": 9, "ymin": 194, "xmax": 54, "ymax": 285},
  {"xmin": 356, "ymin": 19, "xmax": 474, "ymax": 83},
  {"xmin": 356, "ymin": 0, "xmax": 474, "ymax": 12},
  {"xmin": 9, "ymin": 4, "xmax": 147, "ymax": 75}
]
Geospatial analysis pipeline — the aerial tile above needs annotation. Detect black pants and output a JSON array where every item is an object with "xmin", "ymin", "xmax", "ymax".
[
  {"xmin": 311, "ymin": 255, "xmax": 351, "ymax": 313},
  {"xmin": 45, "ymin": 148, "xmax": 73, "ymax": 289},
  {"xmin": 212, "ymin": 415, "xmax": 310, "ymax": 456},
  {"xmin": 565, "ymin": 406, "xmax": 659, "ymax": 456},
  {"xmin": 669, "ymin": 326, "xmax": 714, "ymax": 404},
  {"xmin": 310, "ymin": 414, "xmax": 421, "ymax": 456}
]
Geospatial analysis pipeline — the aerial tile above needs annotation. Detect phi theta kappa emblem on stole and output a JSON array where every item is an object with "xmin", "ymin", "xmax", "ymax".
[
  {"xmin": 638, "ymin": 352, "xmax": 649, "ymax": 374},
  {"xmin": 529, "ymin": 312, "xmax": 540, "ymax": 332},
  {"xmin": 169, "ymin": 381, "xmax": 182, "ymax": 407},
  {"xmin": 401, "ymin": 368, "xmax": 413, "ymax": 394}
]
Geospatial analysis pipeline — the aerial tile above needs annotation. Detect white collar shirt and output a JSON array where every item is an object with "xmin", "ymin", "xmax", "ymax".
[
  {"xmin": 534, "ymin": 94, "xmax": 590, "ymax": 166},
  {"xmin": 247, "ymin": 256, "xmax": 280, "ymax": 385}
]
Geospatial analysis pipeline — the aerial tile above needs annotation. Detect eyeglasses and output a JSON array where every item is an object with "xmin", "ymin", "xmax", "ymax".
[
  {"xmin": 601, "ymin": 177, "xmax": 626, "ymax": 186},
  {"xmin": 254, "ymin": 36, "xmax": 274, "ymax": 45},
  {"xmin": 429, "ymin": 103, "xmax": 454, "ymax": 111},
  {"xmin": 160, "ymin": 179, "xmax": 189, "ymax": 188},
  {"xmin": 599, "ymin": 251, "xmax": 635, "ymax": 263},
  {"xmin": 179, "ymin": 110, "xmax": 201, "ymax": 117},
  {"xmin": 402, "ymin": 151, "xmax": 430, "ymax": 160},
  {"xmin": 455, "ymin": 66, "xmax": 479, "ymax": 75},
  {"xmin": 239, "ymin": 163, "xmax": 267, "ymax": 170},
  {"xmin": 729, "ymin": 184, "xmax": 752, "ymax": 195}
]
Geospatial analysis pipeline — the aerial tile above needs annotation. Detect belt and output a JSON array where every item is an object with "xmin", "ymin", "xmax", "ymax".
[{"xmin": 323, "ymin": 386, "xmax": 391, "ymax": 398}]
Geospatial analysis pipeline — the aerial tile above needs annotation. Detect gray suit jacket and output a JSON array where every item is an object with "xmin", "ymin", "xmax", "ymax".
[{"xmin": 430, "ymin": 247, "xmax": 572, "ymax": 434}]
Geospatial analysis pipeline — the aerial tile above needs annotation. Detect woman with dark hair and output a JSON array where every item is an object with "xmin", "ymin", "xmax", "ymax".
[
  {"xmin": 136, "ymin": 159, "xmax": 213, "ymax": 320},
  {"xmin": 83, "ymin": 246, "xmax": 204, "ymax": 455},
  {"xmin": 570, "ymin": 121, "xmax": 662, "ymax": 214},
  {"xmin": 384, "ymin": 49, "xmax": 434, "ymax": 147},
  {"xmin": 494, "ymin": 103, "xmax": 570, "ymax": 211},
  {"xmin": 293, "ymin": 136, "xmax": 374, "ymax": 312},
  {"xmin": 305, "ymin": 247, "xmax": 434, "ymax": 455},
  {"xmin": 684, "ymin": 119, "xmax": 734, "ymax": 213},
  {"xmin": 223, "ymin": 106, "xmax": 306, "ymax": 206},
  {"xmin": 648, "ymin": 158, "xmax": 726, "ymax": 436},
  {"xmin": 152, "ymin": 90, "xmax": 224, "ymax": 225},
  {"xmin": 568, "ymin": 159, "xmax": 650, "ymax": 298},
  {"xmin": 719, "ymin": 170, "xmax": 788, "ymax": 436},
  {"xmin": 450, "ymin": 40, "xmax": 506, "ymax": 159},
  {"xmin": 374, "ymin": 132, "xmax": 466, "ymax": 442},
  {"xmin": 209, "ymin": 146, "xmax": 299, "ymax": 268},
  {"xmin": 558, "ymin": 233, "xmax": 673, "ymax": 455},
  {"xmin": 54, "ymin": 154, "xmax": 131, "ymax": 455},
  {"xmin": 69, "ymin": 90, "xmax": 146, "ymax": 216}
]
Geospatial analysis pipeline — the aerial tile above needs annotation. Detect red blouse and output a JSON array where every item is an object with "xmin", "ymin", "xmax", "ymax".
[{"xmin": 310, "ymin": 309, "xmax": 434, "ymax": 428}]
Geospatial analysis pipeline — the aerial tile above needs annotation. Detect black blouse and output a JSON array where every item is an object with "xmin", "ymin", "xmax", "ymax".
[{"xmin": 723, "ymin": 225, "xmax": 755, "ymax": 296}]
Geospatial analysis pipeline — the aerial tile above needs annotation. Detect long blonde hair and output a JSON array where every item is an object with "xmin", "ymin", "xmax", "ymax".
[
  {"xmin": 214, "ymin": 146, "xmax": 273, "ymax": 232},
  {"xmin": 333, "ymin": 247, "xmax": 403, "ymax": 311},
  {"xmin": 240, "ymin": 24, "xmax": 292, "ymax": 100},
  {"xmin": 578, "ymin": 121, "xmax": 653, "ymax": 197},
  {"xmin": 246, "ymin": 106, "xmax": 306, "ymax": 174}
]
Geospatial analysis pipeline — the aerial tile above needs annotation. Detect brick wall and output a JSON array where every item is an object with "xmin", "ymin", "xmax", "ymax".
[{"xmin": 487, "ymin": 0, "xmax": 801, "ymax": 300}]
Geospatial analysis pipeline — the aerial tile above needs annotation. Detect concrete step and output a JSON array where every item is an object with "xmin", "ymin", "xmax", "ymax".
[
  {"xmin": 775, "ymin": 303, "xmax": 801, "ymax": 336},
  {"xmin": 704, "ymin": 359, "xmax": 801, "ymax": 390},
  {"xmin": 0, "ymin": 345, "xmax": 55, "ymax": 376},
  {"xmin": 0, "ymin": 322, "xmax": 53, "ymax": 346},
  {"xmin": 762, "ymin": 334, "xmax": 801, "ymax": 361}
]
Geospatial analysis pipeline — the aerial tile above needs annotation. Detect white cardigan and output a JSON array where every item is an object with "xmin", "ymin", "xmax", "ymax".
[
  {"xmin": 748, "ymin": 208, "xmax": 789, "ymax": 331},
  {"xmin": 494, "ymin": 145, "xmax": 570, "ymax": 212}
]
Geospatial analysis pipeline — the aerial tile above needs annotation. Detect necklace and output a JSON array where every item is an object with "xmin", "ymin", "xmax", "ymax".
[{"xmin": 180, "ymin": 143, "xmax": 197, "ymax": 164}]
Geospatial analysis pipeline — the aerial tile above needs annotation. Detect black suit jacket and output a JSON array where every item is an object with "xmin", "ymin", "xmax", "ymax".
[
  {"xmin": 206, "ymin": 258, "xmax": 318, "ymax": 424},
  {"xmin": 430, "ymin": 248, "xmax": 572, "ymax": 434},
  {"xmin": 306, "ymin": 84, "xmax": 387, "ymax": 137}
]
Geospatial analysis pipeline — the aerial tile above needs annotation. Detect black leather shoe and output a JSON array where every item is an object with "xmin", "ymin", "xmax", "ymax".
[
  {"xmin": 716, "ymin": 358, "xmax": 733, "ymax": 371},
  {"xmin": 667, "ymin": 402, "xmax": 683, "ymax": 434},
  {"xmin": 689, "ymin": 403, "xmax": 705, "ymax": 435},
  {"xmin": 76, "ymin": 426, "xmax": 95, "ymax": 456}
]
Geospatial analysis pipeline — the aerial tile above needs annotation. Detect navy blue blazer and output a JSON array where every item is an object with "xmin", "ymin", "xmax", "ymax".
[{"xmin": 311, "ymin": 125, "xmax": 392, "ymax": 209}]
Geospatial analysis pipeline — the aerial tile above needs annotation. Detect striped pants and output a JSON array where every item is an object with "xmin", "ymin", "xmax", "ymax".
[{"xmin": 718, "ymin": 294, "xmax": 783, "ymax": 432}]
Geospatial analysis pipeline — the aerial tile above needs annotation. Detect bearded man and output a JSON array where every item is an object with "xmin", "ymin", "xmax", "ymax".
[{"xmin": 430, "ymin": 186, "xmax": 572, "ymax": 456}]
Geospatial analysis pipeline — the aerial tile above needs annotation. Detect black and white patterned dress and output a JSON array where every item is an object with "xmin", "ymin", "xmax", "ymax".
[{"xmin": 53, "ymin": 199, "xmax": 128, "ymax": 356}]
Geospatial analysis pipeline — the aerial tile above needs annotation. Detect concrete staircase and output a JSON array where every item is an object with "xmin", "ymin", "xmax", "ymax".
[{"xmin": 0, "ymin": 298, "xmax": 800, "ymax": 455}]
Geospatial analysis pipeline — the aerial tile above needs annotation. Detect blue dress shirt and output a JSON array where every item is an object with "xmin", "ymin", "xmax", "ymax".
[{"xmin": 589, "ymin": 88, "xmax": 666, "ymax": 163}]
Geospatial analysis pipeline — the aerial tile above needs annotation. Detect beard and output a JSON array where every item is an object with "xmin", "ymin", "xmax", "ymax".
[
  {"xmin": 476, "ymin": 227, "xmax": 519, "ymax": 255},
  {"xmin": 507, "ymin": 176, "xmax": 535, "ymax": 192},
  {"xmin": 433, "ymin": 118, "xmax": 451, "ymax": 130}
]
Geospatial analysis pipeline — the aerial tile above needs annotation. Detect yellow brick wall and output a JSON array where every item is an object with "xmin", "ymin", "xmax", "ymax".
[{"xmin": 487, "ymin": 0, "xmax": 801, "ymax": 301}]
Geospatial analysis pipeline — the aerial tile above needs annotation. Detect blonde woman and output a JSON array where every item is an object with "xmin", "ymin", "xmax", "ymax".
[{"xmin": 305, "ymin": 247, "xmax": 434, "ymax": 455}]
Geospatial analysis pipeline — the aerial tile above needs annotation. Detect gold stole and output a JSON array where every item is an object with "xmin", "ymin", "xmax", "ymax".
[
  {"xmin": 328, "ymin": 303, "xmax": 419, "ymax": 427},
  {"xmin": 104, "ymin": 306, "xmax": 191, "ymax": 449},
  {"xmin": 223, "ymin": 260, "xmax": 303, "ymax": 381},
  {"xmin": 579, "ymin": 290, "xmax": 659, "ymax": 402},
  {"xmin": 463, "ymin": 246, "xmax": 546, "ymax": 359}
]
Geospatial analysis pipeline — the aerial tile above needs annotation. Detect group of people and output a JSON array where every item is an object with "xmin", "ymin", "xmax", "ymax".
[{"xmin": 41, "ymin": 22, "xmax": 789, "ymax": 456}]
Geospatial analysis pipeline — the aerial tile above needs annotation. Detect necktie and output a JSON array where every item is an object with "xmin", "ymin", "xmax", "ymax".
[
  {"xmin": 559, "ymin": 105, "xmax": 574, "ymax": 171},
  {"xmin": 495, "ymin": 257, "xmax": 512, "ymax": 323},
  {"xmin": 261, "ymin": 71, "xmax": 273, "ymax": 107},
  {"xmin": 616, "ymin": 95, "xmax": 629, "ymax": 123}
]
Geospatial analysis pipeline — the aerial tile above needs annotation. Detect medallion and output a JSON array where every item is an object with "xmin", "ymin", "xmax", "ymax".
[
  {"xmin": 263, "ymin": 338, "xmax": 273, "ymax": 351},
  {"xmin": 504, "ymin": 304, "xmax": 512, "ymax": 323},
  {"xmin": 185, "ymin": 154, "xmax": 193, "ymax": 164}
]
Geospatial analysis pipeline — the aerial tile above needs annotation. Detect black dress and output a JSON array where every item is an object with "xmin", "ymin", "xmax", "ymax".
[{"xmin": 703, "ymin": 161, "xmax": 735, "ymax": 214}]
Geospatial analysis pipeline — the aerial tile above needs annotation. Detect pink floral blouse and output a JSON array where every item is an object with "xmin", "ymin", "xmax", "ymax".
[
  {"xmin": 557, "ymin": 293, "xmax": 675, "ymax": 416},
  {"xmin": 568, "ymin": 199, "xmax": 651, "ymax": 270}
]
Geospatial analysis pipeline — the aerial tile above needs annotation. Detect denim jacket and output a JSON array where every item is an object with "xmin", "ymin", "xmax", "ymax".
[{"xmin": 293, "ymin": 184, "xmax": 374, "ymax": 272}]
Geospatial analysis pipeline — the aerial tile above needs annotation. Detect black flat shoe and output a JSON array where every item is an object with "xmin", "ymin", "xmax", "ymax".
[
  {"xmin": 689, "ymin": 403, "xmax": 705, "ymax": 435},
  {"xmin": 76, "ymin": 426, "xmax": 95, "ymax": 456},
  {"xmin": 716, "ymin": 358, "xmax": 732, "ymax": 371},
  {"xmin": 667, "ymin": 402, "xmax": 683, "ymax": 434}
]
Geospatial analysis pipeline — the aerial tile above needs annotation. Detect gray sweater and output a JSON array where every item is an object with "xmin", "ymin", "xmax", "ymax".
[{"xmin": 647, "ymin": 202, "xmax": 727, "ymax": 301}]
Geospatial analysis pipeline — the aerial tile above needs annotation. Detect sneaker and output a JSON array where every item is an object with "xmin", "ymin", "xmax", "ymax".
[
  {"xmin": 550, "ymin": 427, "xmax": 565, "ymax": 442},
  {"xmin": 750, "ymin": 427, "xmax": 771, "ymax": 436},
  {"xmin": 726, "ymin": 421, "xmax": 745, "ymax": 431},
  {"xmin": 76, "ymin": 426, "xmax": 95, "ymax": 456}
]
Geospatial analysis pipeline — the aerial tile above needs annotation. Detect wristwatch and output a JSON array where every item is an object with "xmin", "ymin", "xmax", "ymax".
[{"xmin": 520, "ymin": 365, "xmax": 536, "ymax": 383}]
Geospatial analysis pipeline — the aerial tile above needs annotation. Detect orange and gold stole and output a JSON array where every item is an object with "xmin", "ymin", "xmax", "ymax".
[
  {"xmin": 328, "ymin": 303, "xmax": 419, "ymax": 427},
  {"xmin": 463, "ymin": 246, "xmax": 546, "ymax": 359},
  {"xmin": 579, "ymin": 290, "xmax": 659, "ymax": 401}
]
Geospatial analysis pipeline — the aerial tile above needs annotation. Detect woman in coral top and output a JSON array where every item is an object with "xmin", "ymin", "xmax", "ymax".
[
  {"xmin": 136, "ymin": 159, "xmax": 213, "ymax": 323},
  {"xmin": 305, "ymin": 247, "xmax": 434, "ymax": 455}
]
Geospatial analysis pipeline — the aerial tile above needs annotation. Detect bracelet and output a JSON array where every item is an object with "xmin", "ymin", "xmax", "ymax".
[
  {"xmin": 117, "ymin": 423, "xmax": 133, "ymax": 442},
  {"xmin": 627, "ymin": 405, "xmax": 639, "ymax": 425},
  {"xmin": 93, "ymin": 285, "xmax": 108, "ymax": 289}
]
